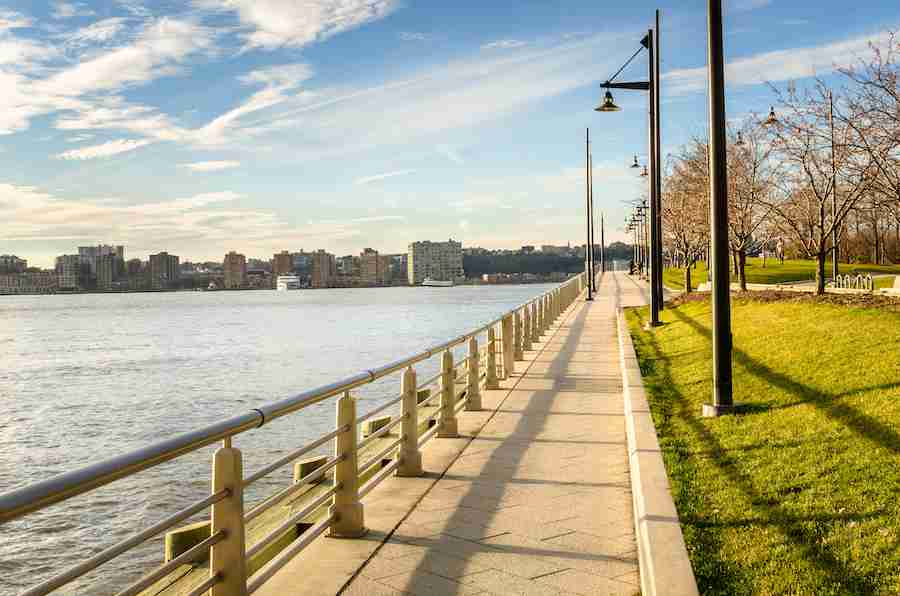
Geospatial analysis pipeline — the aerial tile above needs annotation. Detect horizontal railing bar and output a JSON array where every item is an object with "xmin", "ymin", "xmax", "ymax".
[
  {"xmin": 356, "ymin": 395, "xmax": 403, "ymax": 424},
  {"xmin": 244, "ymin": 455, "xmax": 341, "ymax": 523},
  {"xmin": 115, "ymin": 530, "xmax": 226, "ymax": 596},
  {"xmin": 358, "ymin": 458, "xmax": 401, "ymax": 499},
  {"xmin": 416, "ymin": 372, "xmax": 442, "ymax": 391},
  {"xmin": 421, "ymin": 408, "xmax": 442, "ymax": 425},
  {"xmin": 454, "ymin": 398, "xmax": 468, "ymax": 414},
  {"xmin": 20, "ymin": 489, "xmax": 228, "ymax": 596},
  {"xmin": 246, "ymin": 513, "xmax": 335, "ymax": 594},
  {"xmin": 244, "ymin": 426, "xmax": 345, "ymax": 488},
  {"xmin": 357, "ymin": 438, "xmax": 402, "ymax": 476},
  {"xmin": 357, "ymin": 415, "xmax": 405, "ymax": 451},
  {"xmin": 246, "ymin": 484, "xmax": 339, "ymax": 560},
  {"xmin": 184, "ymin": 573, "xmax": 221, "ymax": 596},
  {"xmin": 417, "ymin": 423, "xmax": 440, "ymax": 447}
]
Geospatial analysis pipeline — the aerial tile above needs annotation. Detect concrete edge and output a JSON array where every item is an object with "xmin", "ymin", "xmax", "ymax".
[{"xmin": 615, "ymin": 307, "xmax": 700, "ymax": 596}]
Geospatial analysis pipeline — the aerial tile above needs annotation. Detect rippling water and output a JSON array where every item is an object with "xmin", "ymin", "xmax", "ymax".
[{"xmin": 0, "ymin": 284, "xmax": 554, "ymax": 595}]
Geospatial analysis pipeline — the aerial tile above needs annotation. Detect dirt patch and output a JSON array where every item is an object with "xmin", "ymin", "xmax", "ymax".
[{"xmin": 671, "ymin": 290, "xmax": 900, "ymax": 312}]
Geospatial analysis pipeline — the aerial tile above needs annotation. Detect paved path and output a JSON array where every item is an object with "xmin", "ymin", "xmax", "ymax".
[{"xmin": 336, "ymin": 272, "xmax": 648, "ymax": 596}]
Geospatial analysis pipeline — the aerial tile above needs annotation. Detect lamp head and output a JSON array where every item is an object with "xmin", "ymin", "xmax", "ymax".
[
  {"xmin": 735, "ymin": 131, "xmax": 745, "ymax": 146},
  {"xmin": 631, "ymin": 155, "xmax": 640, "ymax": 168},
  {"xmin": 640, "ymin": 165, "xmax": 649, "ymax": 177},
  {"xmin": 595, "ymin": 89, "xmax": 621, "ymax": 113},
  {"xmin": 764, "ymin": 106, "xmax": 779, "ymax": 127}
]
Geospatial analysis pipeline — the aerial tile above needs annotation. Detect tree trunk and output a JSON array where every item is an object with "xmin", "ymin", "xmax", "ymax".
[
  {"xmin": 738, "ymin": 249, "xmax": 748, "ymax": 291},
  {"xmin": 684, "ymin": 263, "xmax": 693, "ymax": 294},
  {"xmin": 732, "ymin": 249, "xmax": 739, "ymax": 276},
  {"xmin": 815, "ymin": 253, "xmax": 826, "ymax": 295}
]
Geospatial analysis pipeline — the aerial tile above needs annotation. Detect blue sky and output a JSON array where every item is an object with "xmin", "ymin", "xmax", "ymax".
[{"xmin": 2, "ymin": 0, "xmax": 899, "ymax": 267}]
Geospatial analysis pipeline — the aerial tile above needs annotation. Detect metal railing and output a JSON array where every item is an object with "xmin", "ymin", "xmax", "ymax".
[{"xmin": 0, "ymin": 273, "xmax": 587, "ymax": 596}]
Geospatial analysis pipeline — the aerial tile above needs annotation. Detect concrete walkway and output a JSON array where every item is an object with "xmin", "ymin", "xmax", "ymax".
[{"xmin": 333, "ymin": 272, "xmax": 649, "ymax": 596}]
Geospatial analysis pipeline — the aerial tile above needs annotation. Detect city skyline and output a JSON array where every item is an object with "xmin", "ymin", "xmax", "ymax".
[{"xmin": 2, "ymin": 1, "xmax": 900, "ymax": 267}]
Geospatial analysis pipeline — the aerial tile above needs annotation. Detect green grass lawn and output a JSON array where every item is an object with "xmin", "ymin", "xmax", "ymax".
[
  {"xmin": 664, "ymin": 258, "xmax": 900, "ymax": 291},
  {"xmin": 626, "ymin": 296, "xmax": 900, "ymax": 595}
]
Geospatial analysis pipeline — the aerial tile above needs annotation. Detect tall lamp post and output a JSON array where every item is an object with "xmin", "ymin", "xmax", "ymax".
[
  {"xmin": 585, "ymin": 128, "xmax": 594, "ymax": 300},
  {"xmin": 595, "ymin": 10, "xmax": 663, "ymax": 326},
  {"xmin": 702, "ymin": 0, "xmax": 734, "ymax": 416}
]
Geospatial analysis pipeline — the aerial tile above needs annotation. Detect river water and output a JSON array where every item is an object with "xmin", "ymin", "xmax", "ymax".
[{"xmin": 0, "ymin": 284, "xmax": 554, "ymax": 595}]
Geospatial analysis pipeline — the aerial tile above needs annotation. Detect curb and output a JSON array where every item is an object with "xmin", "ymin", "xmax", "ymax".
[{"xmin": 615, "ymin": 308, "xmax": 699, "ymax": 596}]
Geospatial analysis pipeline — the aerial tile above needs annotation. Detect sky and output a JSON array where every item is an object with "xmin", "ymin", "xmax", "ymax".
[{"xmin": 1, "ymin": 0, "xmax": 899, "ymax": 267}]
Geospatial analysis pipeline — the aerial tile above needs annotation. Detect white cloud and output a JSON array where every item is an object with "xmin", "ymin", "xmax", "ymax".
[
  {"xmin": 664, "ymin": 30, "xmax": 892, "ymax": 95},
  {"xmin": 354, "ymin": 169, "xmax": 416, "ymax": 185},
  {"xmin": 728, "ymin": 0, "xmax": 772, "ymax": 11},
  {"xmin": 56, "ymin": 138, "xmax": 152, "ymax": 160},
  {"xmin": 481, "ymin": 39, "xmax": 527, "ymax": 51},
  {"xmin": 180, "ymin": 160, "xmax": 241, "ymax": 172},
  {"xmin": 191, "ymin": 63, "xmax": 312, "ymax": 145},
  {"xmin": 236, "ymin": 32, "xmax": 630, "ymax": 158},
  {"xmin": 63, "ymin": 17, "xmax": 129, "ymax": 45},
  {"xmin": 52, "ymin": 2, "xmax": 96, "ymax": 19},
  {"xmin": 0, "ymin": 10, "xmax": 32, "ymax": 31},
  {"xmin": 399, "ymin": 32, "xmax": 433, "ymax": 42},
  {"xmin": 1, "ymin": 183, "xmax": 378, "ymax": 263},
  {"xmin": 195, "ymin": 0, "xmax": 399, "ymax": 50}
]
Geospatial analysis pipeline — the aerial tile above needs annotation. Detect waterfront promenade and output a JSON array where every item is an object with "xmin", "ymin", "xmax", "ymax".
[{"xmin": 258, "ymin": 271, "xmax": 652, "ymax": 595}]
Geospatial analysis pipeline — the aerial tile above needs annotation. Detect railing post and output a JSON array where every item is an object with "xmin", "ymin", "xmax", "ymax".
[
  {"xmin": 531, "ymin": 302, "xmax": 538, "ymax": 343},
  {"xmin": 501, "ymin": 314, "xmax": 515, "ymax": 379},
  {"xmin": 210, "ymin": 445, "xmax": 247, "ymax": 596},
  {"xmin": 486, "ymin": 327, "xmax": 499, "ymax": 389},
  {"xmin": 514, "ymin": 310, "xmax": 524, "ymax": 361},
  {"xmin": 398, "ymin": 367, "xmax": 423, "ymax": 477},
  {"xmin": 329, "ymin": 392, "xmax": 365, "ymax": 537},
  {"xmin": 522, "ymin": 305, "xmax": 532, "ymax": 352},
  {"xmin": 466, "ymin": 337, "xmax": 482, "ymax": 411},
  {"xmin": 438, "ymin": 350, "xmax": 459, "ymax": 437}
]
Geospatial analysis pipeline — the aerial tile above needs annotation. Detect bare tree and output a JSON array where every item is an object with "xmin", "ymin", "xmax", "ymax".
[
  {"xmin": 663, "ymin": 141, "xmax": 709, "ymax": 292},
  {"xmin": 765, "ymin": 81, "xmax": 877, "ymax": 294}
]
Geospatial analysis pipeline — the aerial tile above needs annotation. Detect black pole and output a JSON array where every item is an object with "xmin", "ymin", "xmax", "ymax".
[
  {"xmin": 653, "ymin": 10, "xmax": 665, "ymax": 312},
  {"xmin": 704, "ymin": 0, "xmax": 734, "ymax": 416},
  {"xmin": 585, "ymin": 128, "xmax": 593, "ymax": 301},
  {"xmin": 589, "ymin": 152, "xmax": 596, "ymax": 291},
  {"xmin": 646, "ymin": 28, "xmax": 661, "ymax": 326},
  {"xmin": 601, "ymin": 213, "xmax": 606, "ymax": 273}
]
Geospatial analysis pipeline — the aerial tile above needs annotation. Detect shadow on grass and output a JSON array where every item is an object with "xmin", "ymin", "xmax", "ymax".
[
  {"xmin": 630, "ymin": 307, "xmax": 882, "ymax": 595},
  {"xmin": 668, "ymin": 307, "xmax": 900, "ymax": 457}
]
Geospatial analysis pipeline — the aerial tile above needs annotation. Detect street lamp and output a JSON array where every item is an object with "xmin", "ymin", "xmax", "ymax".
[
  {"xmin": 594, "ymin": 10, "xmax": 663, "ymax": 326},
  {"xmin": 703, "ymin": 0, "xmax": 734, "ymax": 417}
]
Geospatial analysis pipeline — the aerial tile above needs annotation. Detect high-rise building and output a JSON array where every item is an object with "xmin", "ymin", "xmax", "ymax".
[
  {"xmin": 223, "ymin": 251, "xmax": 247, "ymax": 289},
  {"xmin": 149, "ymin": 252, "xmax": 180, "ymax": 290},
  {"xmin": 56, "ymin": 254, "xmax": 82, "ymax": 290},
  {"xmin": 408, "ymin": 240, "xmax": 464, "ymax": 285},
  {"xmin": 272, "ymin": 251, "xmax": 294, "ymax": 278},
  {"xmin": 78, "ymin": 245, "xmax": 124, "ymax": 275},
  {"xmin": 311, "ymin": 250, "xmax": 336, "ymax": 288},
  {"xmin": 96, "ymin": 254, "xmax": 117, "ymax": 290},
  {"xmin": 360, "ymin": 248, "xmax": 390, "ymax": 286},
  {"xmin": 0, "ymin": 255, "xmax": 26, "ymax": 273}
]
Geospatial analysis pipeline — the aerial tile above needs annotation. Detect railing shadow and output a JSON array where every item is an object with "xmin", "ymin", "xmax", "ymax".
[{"xmin": 385, "ymin": 285, "xmax": 633, "ymax": 594}]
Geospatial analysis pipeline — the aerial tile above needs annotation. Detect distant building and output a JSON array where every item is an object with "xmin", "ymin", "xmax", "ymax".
[
  {"xmin": 96, "ymin": 254, "xmax": 118, "ymax": 290},
  {"xmin": 223, "ymin": 251, "xmax": 247, "ymax": 289},
  {"xmin": 359, "ymin": 248, "xmax": 391, "ymax": 286},
  {"xmin": 337, "ymin": 254, "xmax": 359, "ymax": 277},
  {"xmin": 408, "ymin": 239, "xmax": 464, "ymax": 285},
  {"xmin": 149, "ymin": 252, "xmax": 180, "ymax": 290},
  {"xmin": 390, "ymin": 254, "xmax": 408, "ymax": 283},
  {"xmin": 56, "ymin": 254, "xmax": 82, "ymax": 290},
  {"xmin": 79, "ymin": 245, "xmax": 124, "ymax": 275},
  {"xmin": 0, "ymin": 255, "xmax": 26, "ymax": 273},
  {"xmin": 0, "ymin": 270, "xmax": 58, "ymax": 294},
  {"xmin": 311, "ymin": 250, "xmax": 336, "ymax": 288},
  {"xmin": 272, "ymin": 251, "xmax": 294, "ymax": 277}
]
